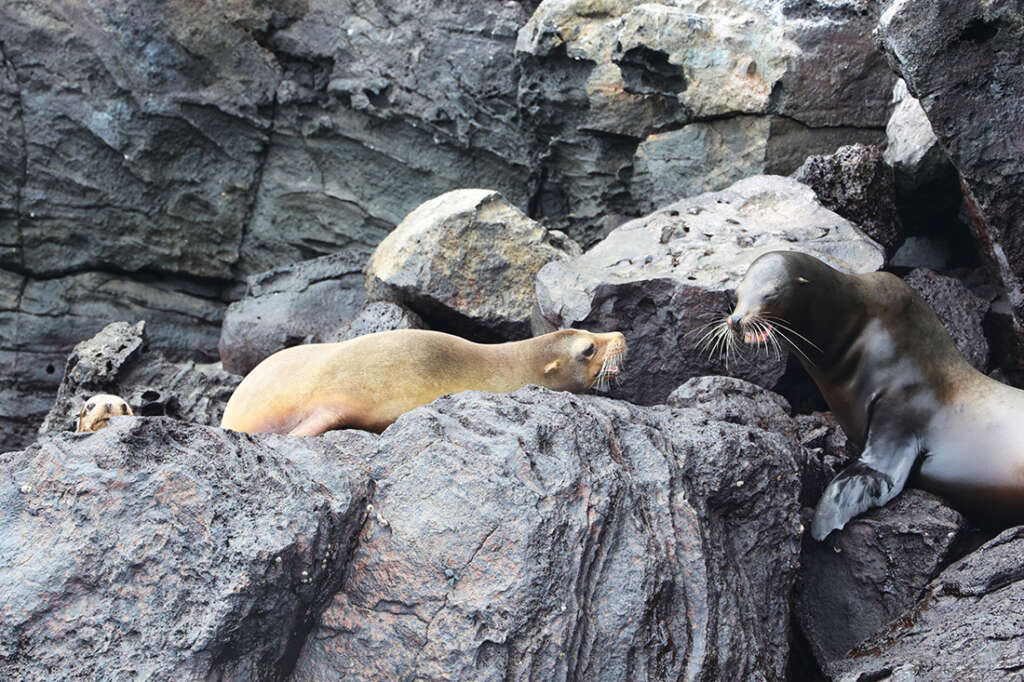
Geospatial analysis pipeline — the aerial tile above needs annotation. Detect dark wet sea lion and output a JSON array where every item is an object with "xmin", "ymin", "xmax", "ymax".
[
  {"xmin": 220, "ymin": 328, "xmax": 627, "ymax": 436},
  {"xmin": 724, "ymin": 250, "xmax": 1024, "ymax": 539}
]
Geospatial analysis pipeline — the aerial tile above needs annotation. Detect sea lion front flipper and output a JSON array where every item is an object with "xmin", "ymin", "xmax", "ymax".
[{"xmin": 811, "ymin": 431, "xmax": 921, "ymax": 541}]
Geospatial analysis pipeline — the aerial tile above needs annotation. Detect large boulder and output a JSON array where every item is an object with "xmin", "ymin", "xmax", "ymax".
[
  {"xmin": 831, "ymin": 525, "xmax": 1024, "ymax": 680},
  {"xmin": 366, "ymin": 189, "xmax": 580, "ymax": 341},
  {"xmin": 218, "ymin": 248, "xmax": 372, "ymax": 376},
  {"xmin": 534, "ymin": 175, "xmax": 885, "ymax": 405},
  {"xmin": 38, "ymin": 321, "xmax": 240, "ymax": 435},
  {"xmin": 294, "ymin": 378, "xmax": 805, "ymax": 680},
  {"xmin": 795, "ymin": 490, "xmax": 966, "ymax": 671},
  {"xmin": 877, "ymin": 0, "xmax": 1024, "ymax": 375},
  {"xmin": 0, "ymin": 418, "xmax": 375, "ymax": 679}
]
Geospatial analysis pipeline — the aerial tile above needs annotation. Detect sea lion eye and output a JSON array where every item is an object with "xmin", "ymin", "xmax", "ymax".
[
  {"xmin": 582, "ymin": 343, "xmax": 596, "ymax": 359},
  {"xmin": 87, "ymin": 403, "xmax": 95, "ymax": 410}
]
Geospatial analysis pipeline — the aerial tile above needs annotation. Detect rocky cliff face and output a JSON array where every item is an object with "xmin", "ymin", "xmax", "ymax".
[
  {"xmin": 0, "ymin": 0, "xmax": 897, "ymax": 450},
  {"xmin": 5, "ymin": 0, "xmax": 1024, "ymax": 679}
]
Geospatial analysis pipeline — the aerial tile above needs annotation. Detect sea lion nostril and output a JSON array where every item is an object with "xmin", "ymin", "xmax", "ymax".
[{"xmin": 728, "ymin": 314, "xmax": 743, "ymax": 331}]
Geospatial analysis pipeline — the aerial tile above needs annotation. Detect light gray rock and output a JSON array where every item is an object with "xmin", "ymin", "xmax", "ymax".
[
  {"xmin": 883, "ymin": 79, "xmax": 943, "ymax": 182},
  {"xmin": 534, "ymin": 175, "xmax": 885, "ymax": 404},
  {"xmin": 366, "ymin": 189, "xmax": 581, "ymax": 341}
]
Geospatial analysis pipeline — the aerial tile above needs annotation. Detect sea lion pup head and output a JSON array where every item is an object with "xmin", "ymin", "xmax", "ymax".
[
  {"xmin": 537, "ymin": 329, "xmax": 628, "ymax": 393},
  {"xmin": 76, "ymin": 394, "xmax": 133, "ymax": 433},
  {"xmin": 725, "ymin": 250, "xmax": 834, "ymax": 365}
]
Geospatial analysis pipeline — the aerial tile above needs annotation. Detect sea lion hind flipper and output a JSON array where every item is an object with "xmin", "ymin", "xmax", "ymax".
[
  {"xmin": 811, "ymin": 437, "xmax": 921, "ymax": 541},
  {"xmin": 287, "ymin": 405, "xmax": 353, "ymax": 437}
]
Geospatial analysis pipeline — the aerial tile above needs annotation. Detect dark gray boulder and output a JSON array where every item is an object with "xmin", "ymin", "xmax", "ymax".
[
  {"xmin": 793, "ymin": 144, "xmax": 902, "ymax": 256},
  {"xmin": 218, "ymin": 248, "xmax": 372, "ymax": 376},
  {"xmin": 534, "ymin": 175, "xmax": 885, "ymax": 405},
  {"xmin": 796, "ymin": 490, "xmax": 966, "ymax": 671},
  {"xmin": 0, "ymin": 418, "xmax": 375, "ymax": 680},
  {"xmin": 830, "ymin": 525, "xmax": 1024, "ymax": 680},
  {"xmin": 877, "ymin": 0, "xmax": 1024, "ymax": 380},
  {"xmin": 294, "ymin": 378, "xmax": 805, "ymax": 680},
  {"xmin": 39, "ymin": 321, "xmax": 240, "ymax": 435},
  {"xmin": 904, "ymin": 268, "xmax": 992, "ymax": 372}
]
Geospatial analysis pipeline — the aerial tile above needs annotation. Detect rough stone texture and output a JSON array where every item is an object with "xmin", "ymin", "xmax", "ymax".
[
  {"xmin": 0, "ymin": 418, "xmax": 375, "ymax": 680},
  {"xmin": 0, "ymin": 269, "xmax": 225, "ymax": 452},
  {"xmin": 831, "ymin": 525, "xmax": 1024, "ymax": 680},
  {"xmin": 293, "ymin": 379, "xmax": 805, "ymax": 680},
  {"xmin": 793, "ymin": 144, "xmax": 902, "ymax": 255},
  {"xmin": 794, "ymin": 411, "xmax": 858, "ymax": 509},
  {"xmin": 534, "ymin": 175, "xmax": 885, "ymax": 405},
  {"xmin": 904, "ymin": 268, "xmax": 991, "ymax": 372},
  {"xmin": 366, "ymin": 189, "xmax": 581, "ymax": 341},
  {"xmin": 877, "ymin": 0, "xmax": 1024, "ymax": 371},
  {"xmin": 38, "ymin": 321, "xmax": 240, "ymax": 435},
  {"xmin": 219, "ymin": 247, "xmax": 372, "ymax": 376},
  {"xmin": 796, "ymin": 490, "xmax": 966, "ymax": 671},
  {"xmin": 316, "ymin": 301, "xmax": 425, "ymax": 344},
  {"xmin": 516, "ymin": 0, "xmax": 891, "ymax": 234}
]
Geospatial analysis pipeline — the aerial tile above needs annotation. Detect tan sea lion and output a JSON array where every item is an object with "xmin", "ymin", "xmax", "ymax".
[
  {"xmin": 220, "ymin": 328, "xmax": 627, "ymax": 436},
  {"xmin": 721, "ymin": 250, "xmax": 1024, "ymax": 539},
  {"xmin": 76, "ymin": 394, "xmax": 133, "ymax": 433}
]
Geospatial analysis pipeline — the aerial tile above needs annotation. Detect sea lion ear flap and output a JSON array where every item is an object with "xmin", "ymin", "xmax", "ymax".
[
  {"xmin": 75, "ymin": 405, "xmax": 88, "ymax": 432},
  {"xmin": 797, "ymin": 276, "xmax": 810, "ymax": 285},
  {"xmin": 544, "ymin": 359, "xmax": 560, "ymax": 375}
]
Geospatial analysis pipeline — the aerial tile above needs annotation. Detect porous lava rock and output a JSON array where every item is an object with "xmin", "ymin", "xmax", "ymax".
[{"xmin": 39, "ymin": 321, "xmax": 239, "ymax": 435}]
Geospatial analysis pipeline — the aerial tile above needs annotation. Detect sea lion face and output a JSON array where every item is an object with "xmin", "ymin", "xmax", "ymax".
[
  {"xmin": 76, "ymin": 393, "xmax": 133, "ymax": 433},
  {"xmin": 728, "ymin": 251, "xmax": 813, "ymax": 349},
  {"xmin": 543, "ymin": 330, "xmax": 628, "ymax": 392}
]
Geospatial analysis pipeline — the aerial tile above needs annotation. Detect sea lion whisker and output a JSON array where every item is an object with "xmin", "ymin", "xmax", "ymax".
[
  {"xmin": 772, "ymin": 326, "xmax": 816, "ymax": 367},
  {"xmin": 684, "ymin": 318, "xmax": 728, "ymax": 339},
  {"xmin": 761, "ymin": 315, "xmax": 822, "ymax": 352},
  {"xmin": 753, "ymin": 315, "xmax": 783, "ymax": 362}
]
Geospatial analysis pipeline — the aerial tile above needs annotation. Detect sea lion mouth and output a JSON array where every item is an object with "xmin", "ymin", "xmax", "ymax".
[
  {"xmin": 743, "ymin": 322, "xmax": 774, "ymax": 345},
  {"xmin": 591, "ymin": 346, "xmax": 627, "ymax": 392}
]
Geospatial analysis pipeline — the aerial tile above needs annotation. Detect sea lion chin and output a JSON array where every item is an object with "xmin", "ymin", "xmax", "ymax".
[
  {"xmin": 727, "ymin": 250, "xmax": 1024, "ymax": 540},
  {"xmin": 220, "ymin": 328, "xmax": 627, "ymax": 437}
]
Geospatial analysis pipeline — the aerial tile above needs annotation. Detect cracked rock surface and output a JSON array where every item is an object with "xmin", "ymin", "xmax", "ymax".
[{"xmin": 293, "ymin": 378, "xmax": 804, "ymax": 680}]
